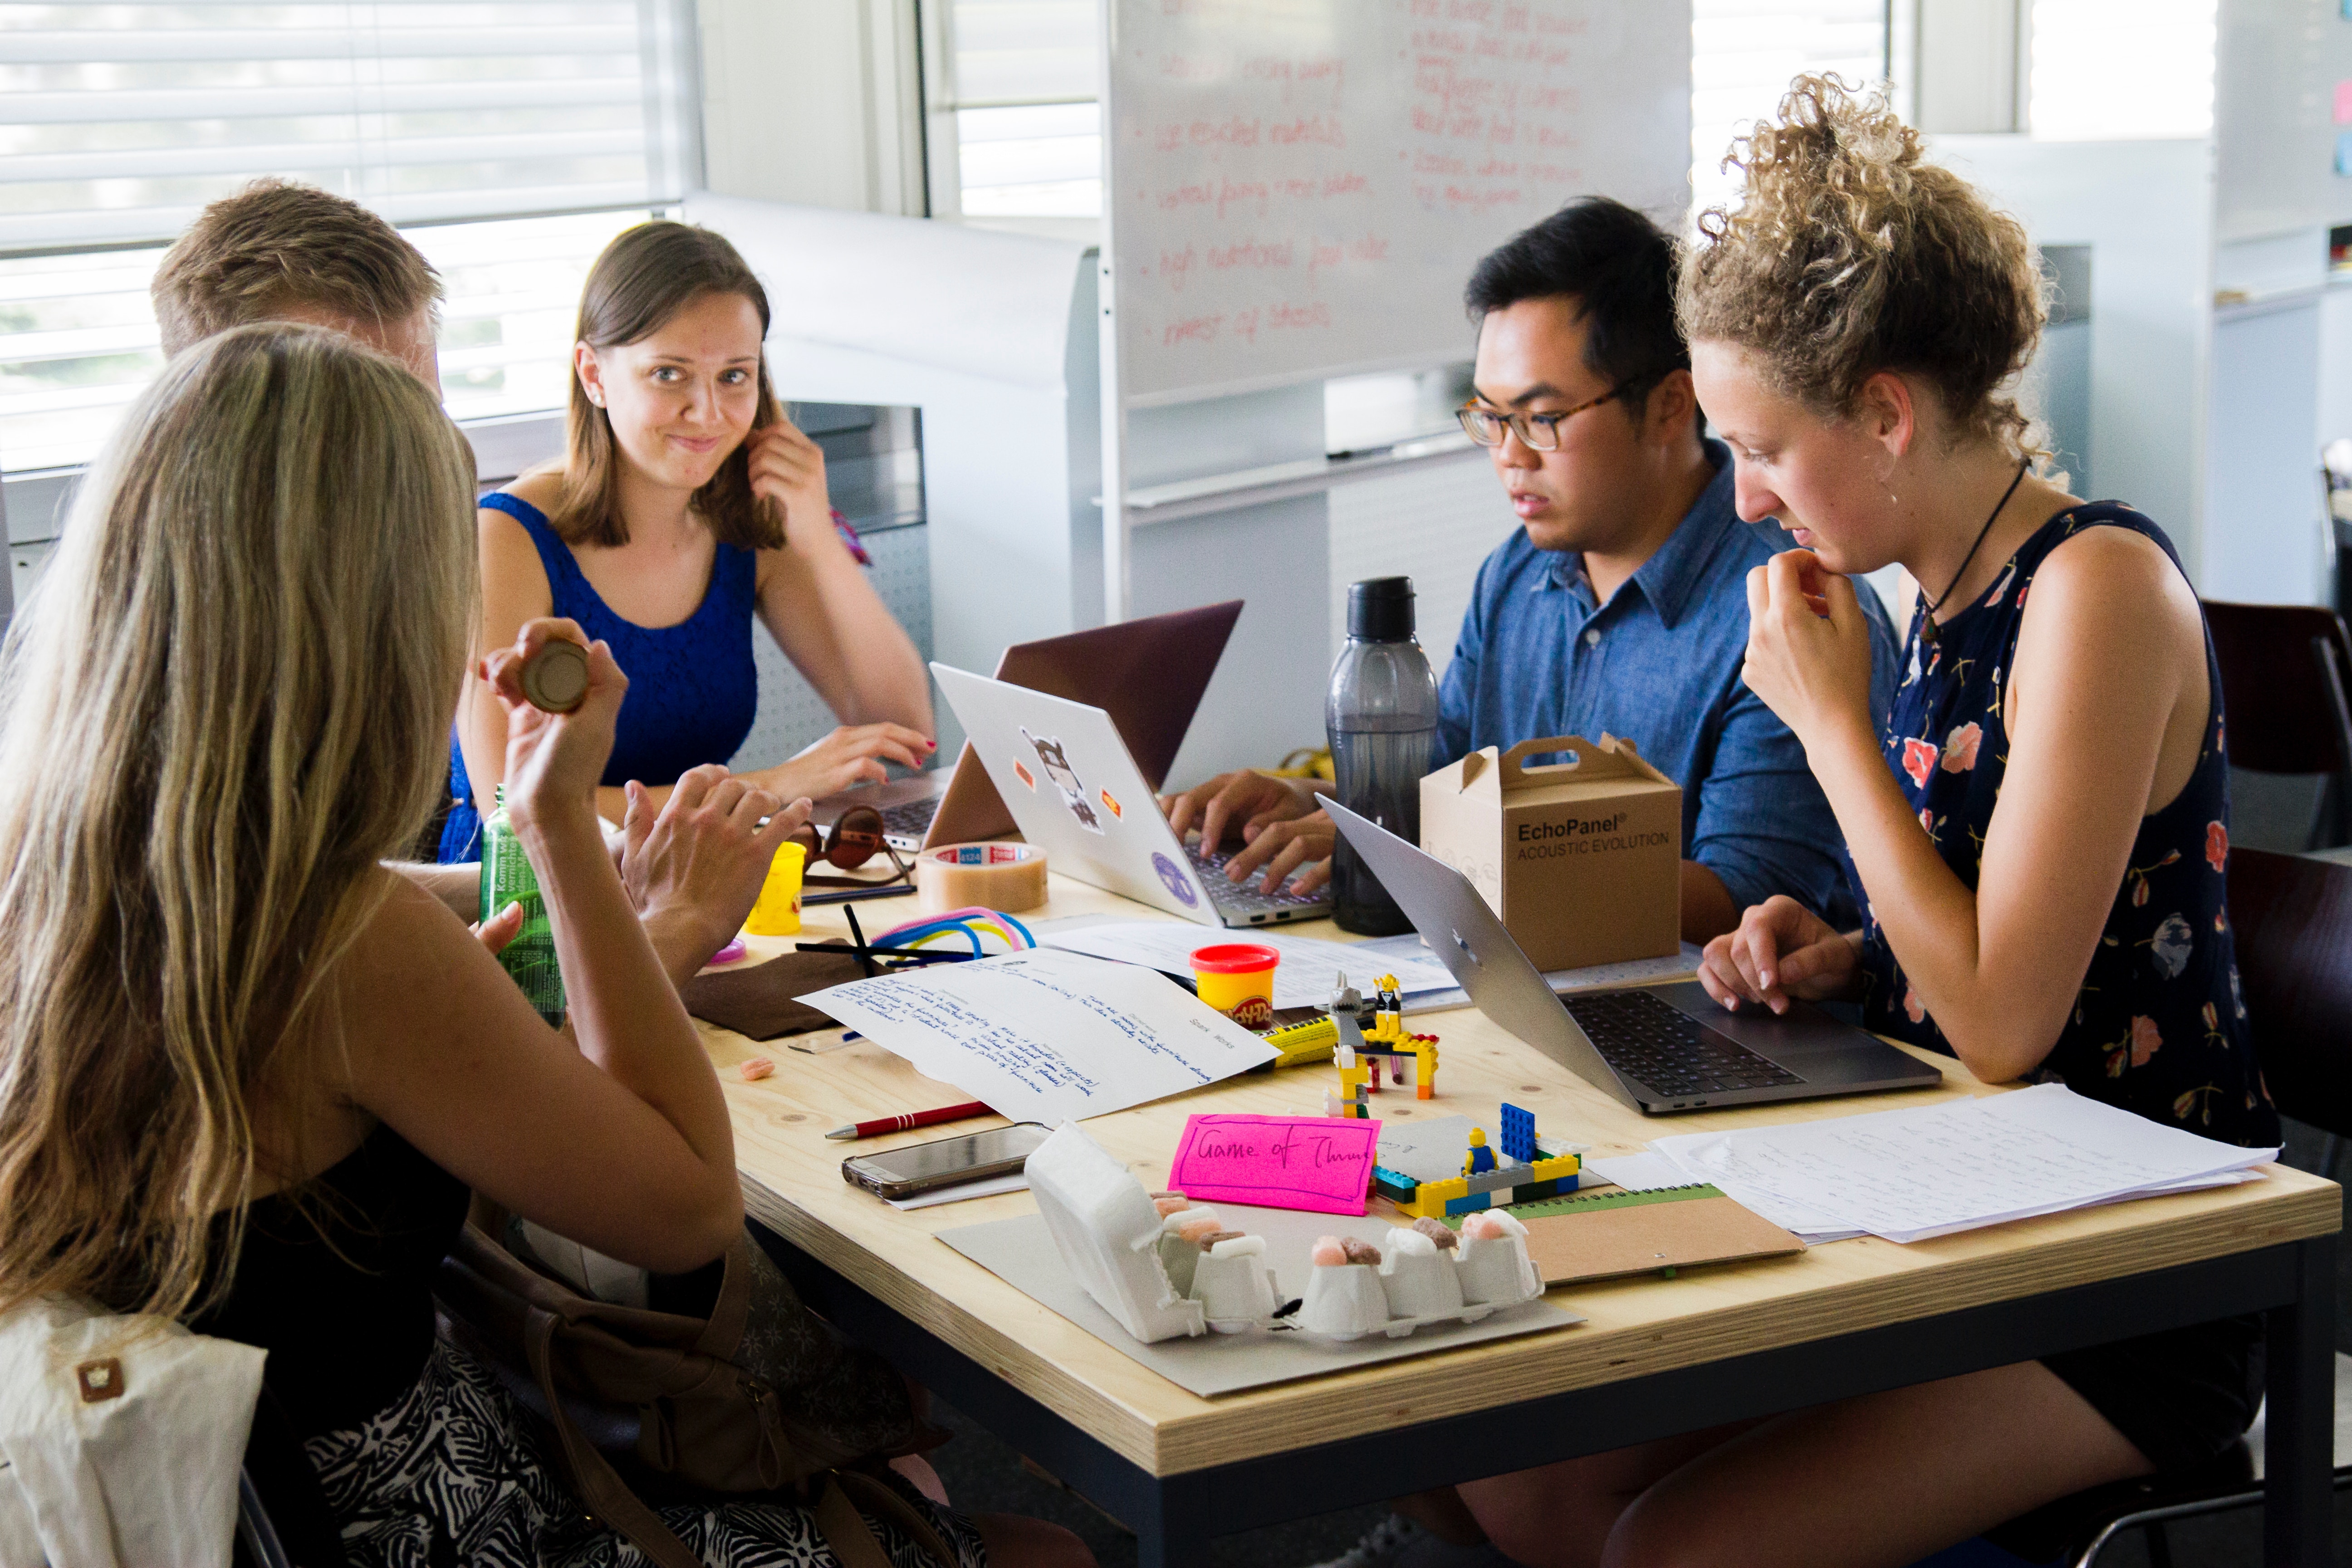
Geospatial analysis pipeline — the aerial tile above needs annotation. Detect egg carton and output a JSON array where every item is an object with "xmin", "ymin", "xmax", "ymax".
[{"xmin": 1025, "ymin": 1122, "xmax": 1543, "ymax": 1346}]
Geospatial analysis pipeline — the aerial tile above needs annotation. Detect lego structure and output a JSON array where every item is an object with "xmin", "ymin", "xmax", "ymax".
[
  {"xmin": 1370, "ymin": 1101, "xmax": 1584, "ymax": 1220},
  {"xmin": 1324, "ymin": 970, "xmax": 1441, "ymax": 1118}
]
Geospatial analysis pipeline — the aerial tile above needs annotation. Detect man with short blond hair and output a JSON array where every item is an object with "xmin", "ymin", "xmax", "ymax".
[{"xmin": 152, "ymin": 177, "xmax": 441, "ymax": 384}]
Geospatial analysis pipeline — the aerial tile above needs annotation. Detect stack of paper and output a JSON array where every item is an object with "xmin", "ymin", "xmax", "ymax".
[
  {"xmin": 1034, "ymin": 918, "xmax": 1700, "ymax": 1014},
  {"xmin": 804, "ymin": 948, "xmax": 1275, "ymax": 1123},
  {"xmin": 1646, "ymin": 1085, "xmax": 2277, "ymax": 1244},
  {"xmin": 1035, "ymin": 919, "xmax": 1456, "ymax": 1007}
]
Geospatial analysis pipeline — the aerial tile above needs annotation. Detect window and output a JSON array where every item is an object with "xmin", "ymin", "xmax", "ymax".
[
  {"xmin": 0, "ymin": 1, "xmax": 701, "ymax": 472},
  {"xmin": 922, "ymin": 0, "xmax": 1101, "ymax": 220},
  {"xmin": 2028, "ymin": 0, "xmax": 2215, "ymax": 139},
  {"xmin": 1690, "ymin": 0, "xmax": 1891, "ymax": 218}
]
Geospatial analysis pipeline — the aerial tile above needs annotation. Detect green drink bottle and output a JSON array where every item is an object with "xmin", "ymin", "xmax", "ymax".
[{"xmin": 479, "ymin": 784, "xmax": 566, "ymax": 1025}]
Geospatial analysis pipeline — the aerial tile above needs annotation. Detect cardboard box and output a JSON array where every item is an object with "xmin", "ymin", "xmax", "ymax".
[{"xmin": 1419, "ymin": 735, "xmax": 1681, "ymax": 972}]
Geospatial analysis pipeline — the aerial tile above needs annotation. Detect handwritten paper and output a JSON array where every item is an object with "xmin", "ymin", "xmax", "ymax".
[
  {"xmin": 803, "ymin": 948, "xmax": 1276, "ymax": 1124},
  {"xmin": 1169, "ymin": 1114, "xmax": 1382, "ymax": 1215},
  {"xmin": 1109, "ymin": 0, "xmax": 1688, "ymax": 402},
  {"xmin": 1038, "ymin": 919, "xmax": 1455, "ymax": 1008},
  {"xmin": 1648, "ymin": 1084, "xmax": 2277, "ymax": 1244}
]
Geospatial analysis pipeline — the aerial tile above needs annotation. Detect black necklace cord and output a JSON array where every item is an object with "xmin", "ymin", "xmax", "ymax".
[{"xmin": 1919, "ymin": 457, "xmax": 2031, "ymax": 648}]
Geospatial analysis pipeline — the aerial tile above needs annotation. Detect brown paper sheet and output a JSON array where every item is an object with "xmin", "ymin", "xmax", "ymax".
[{"xmin": 1519, "ymin": 1191, "xmax": 1803, "ymax": 1285}]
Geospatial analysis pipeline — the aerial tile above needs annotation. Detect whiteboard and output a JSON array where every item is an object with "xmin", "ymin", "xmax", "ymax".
[{"xmin": 1104, "ymin": 0, "xmax": 1692, "ymax": 407}]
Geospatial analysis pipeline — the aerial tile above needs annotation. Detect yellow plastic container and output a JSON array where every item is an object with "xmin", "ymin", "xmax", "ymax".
[
  {"xmin": 743, "ymin": 841, "xmax": 807, "ymax": 936},
  {"xmin": 1189, "ymin": 942, "xmax": 1280, "ymax": 1029}
]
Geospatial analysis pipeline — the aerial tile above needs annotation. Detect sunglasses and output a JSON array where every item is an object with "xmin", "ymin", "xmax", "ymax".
[{"xmin": 790, "ymin": 806, "xmax": 912, "ymax": 890}]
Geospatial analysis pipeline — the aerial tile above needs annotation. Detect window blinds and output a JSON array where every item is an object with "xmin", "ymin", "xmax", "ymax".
[
  {"xmin": 933, "ymin": 0, "xmax": 1101, "ymax": 218},
  {"xmin": 0, "ymin": 0, "xmax": 702, "ymax": 255},
  {"xmin": 1691, "ymin": 0, "xmax": 1889, "ymax": 216}
]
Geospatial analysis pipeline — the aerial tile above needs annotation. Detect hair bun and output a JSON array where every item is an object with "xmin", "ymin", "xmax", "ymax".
[{"xmin": 1678, "ymin": 73, "xmax": 2047, "ymax": 453}]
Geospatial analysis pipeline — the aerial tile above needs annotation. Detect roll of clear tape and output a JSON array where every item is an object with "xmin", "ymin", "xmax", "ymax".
[{"xmin": 914, "ymin": 842, "xmax": 1048, "ymax": 914}]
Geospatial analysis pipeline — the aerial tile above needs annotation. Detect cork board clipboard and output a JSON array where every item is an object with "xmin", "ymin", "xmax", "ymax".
[{"xmin": 1446, "ymin": 1184, "xmax": 1803, "ymax": 1286}]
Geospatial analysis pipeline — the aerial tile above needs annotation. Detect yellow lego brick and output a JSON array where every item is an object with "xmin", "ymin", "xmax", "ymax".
[{"xmin": 1395, "ymin": 1175, "xmax": 1470, "ymax": 1220}]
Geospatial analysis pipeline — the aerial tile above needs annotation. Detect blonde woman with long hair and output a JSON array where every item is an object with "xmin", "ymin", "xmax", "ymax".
[{"xmin": 0, "ymin": 323, "xmax": 1086, "ymax": 1568}]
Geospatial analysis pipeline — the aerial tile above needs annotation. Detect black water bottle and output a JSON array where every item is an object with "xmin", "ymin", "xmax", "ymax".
[{"xmin": 1327, "ymin": 577, "xmax": 1439, "ymax": 935}]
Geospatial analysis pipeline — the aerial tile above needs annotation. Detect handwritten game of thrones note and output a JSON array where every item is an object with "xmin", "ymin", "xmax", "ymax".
[{"xmin": 804, "ymin": 948, "xmax": 1277, "ymax": 1123}]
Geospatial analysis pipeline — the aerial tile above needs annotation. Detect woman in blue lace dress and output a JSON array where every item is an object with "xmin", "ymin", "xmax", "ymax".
[
  {"xmin": 1444, "ymin": 78, "xmax": 2280, "ymax": 1568},
  {"xmin": 442, "ymin": 222, "xmax": 933, "ymax": 860}
]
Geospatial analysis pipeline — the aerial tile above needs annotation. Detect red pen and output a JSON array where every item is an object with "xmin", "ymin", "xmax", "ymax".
[{"xmin": 824, "ymin": 1100, "xmax": 994, "ymax": 1141}]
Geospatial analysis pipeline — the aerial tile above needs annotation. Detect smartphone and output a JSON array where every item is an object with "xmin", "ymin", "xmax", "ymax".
[{"xmin": 840, "ymin": 1122, "xmax": 1053, "ymax": 1200}]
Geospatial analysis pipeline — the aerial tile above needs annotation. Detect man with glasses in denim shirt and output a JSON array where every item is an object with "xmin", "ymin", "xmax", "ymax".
[{"xmin": 1164, "ymin": 197, "xmax": 1898, "ymax": 948}]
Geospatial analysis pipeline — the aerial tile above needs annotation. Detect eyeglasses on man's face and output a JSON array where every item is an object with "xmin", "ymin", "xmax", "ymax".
[{"xmin": 1456, "ymin": 375, "xmax": 1651, "ymax": 453}]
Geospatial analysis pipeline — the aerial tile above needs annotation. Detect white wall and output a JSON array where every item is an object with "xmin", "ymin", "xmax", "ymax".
[
  {"xmin": 699, "ymin": 0, "xmax": 926, "ymax": 217},
  {"xmin": 1931, "ymin": 135, "xmax": 2216, "ymax": 581},
  {"xmin": 683, "ymin": 195, "xmax": 1103, "ymax": 765},
  {"xmin": 2205, "ymin": 296, "xmax": 2326, "ymax": 604}
]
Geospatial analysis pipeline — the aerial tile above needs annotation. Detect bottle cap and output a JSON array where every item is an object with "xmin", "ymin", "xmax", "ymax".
[
  {"xmin": 1347, "ymin": 577, "xmax": 1416, "ymax": 642},
  {"xmin": 520, "ymin": 641, "xmax": 590, "ymax": 713}
]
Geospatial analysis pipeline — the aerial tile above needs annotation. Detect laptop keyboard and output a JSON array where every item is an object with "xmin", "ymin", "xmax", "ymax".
[
  {"xmin": 1560, "ymin": 990, "xmax": 1803, "ymax": 1100},
  {"xmin": 1189, "ymin": 841, "xmax": 1328, "ymax": 917},
  {"xmin": 878, "ymin": 799, "xmax": 940, "ymax": 842}
]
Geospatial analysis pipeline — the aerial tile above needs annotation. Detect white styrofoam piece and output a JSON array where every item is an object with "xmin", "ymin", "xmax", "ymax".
[{"xmin": 1024, "ymin": 1122, "xmax": 1204, "ymax": 1344}]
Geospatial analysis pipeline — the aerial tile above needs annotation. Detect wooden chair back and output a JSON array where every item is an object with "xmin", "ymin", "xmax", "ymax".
[
  {"xmin": 2225, "ymin": 847, "xmax": 2352, "ymax": 1142},
  {"xmin": 2201, "ymin": 599, "xmax": 2352, "ymax": 776}
]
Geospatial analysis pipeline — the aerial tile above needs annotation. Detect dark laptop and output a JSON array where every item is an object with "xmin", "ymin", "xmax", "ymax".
[
  {"xmin": 1324, "ymin": 799, "xmax": 1946, "ymax": 1114},
  {"xmin": 809, "ymin": 600, "xmax": 1244, "ymax": 851}
]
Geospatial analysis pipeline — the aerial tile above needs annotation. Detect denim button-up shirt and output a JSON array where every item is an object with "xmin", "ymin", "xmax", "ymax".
[{"xmin": 1436, "ymin": 441, "xmax": 1898, "ymax": 927}]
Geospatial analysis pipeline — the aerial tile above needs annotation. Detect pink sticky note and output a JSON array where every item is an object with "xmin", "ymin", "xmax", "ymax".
[
  {"xmin": 1168, "ymin": 1114, "xmax": 1382, "ymax": 1216},
  {"xmin": 2336, "ymin": 78, "xmax": 2352, "ymax": 126}
]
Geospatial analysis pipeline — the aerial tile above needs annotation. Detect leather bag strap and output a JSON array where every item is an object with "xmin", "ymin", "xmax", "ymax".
[
  {"xmin": 815, "ymin": 1469, "xmax": 961, "ymax": 1568},
  {"xmin": 690, "ymin": 1234, "xmax": 754, "ymax": 1361},
  {"xmin": 523, "ymin": 1304, "xmax": 701, "ymax": 1568}
]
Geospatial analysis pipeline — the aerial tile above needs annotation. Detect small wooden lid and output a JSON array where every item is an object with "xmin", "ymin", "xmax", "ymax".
[{"xmin": 520, "ymin": 641, "xmax": 589, "ymax": 712}]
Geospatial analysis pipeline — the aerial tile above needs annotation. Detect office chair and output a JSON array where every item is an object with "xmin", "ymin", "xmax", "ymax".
[
  {"xmin": 1968, "ymin": 848, "xmax": 2352, "ymax": 1566},
  {"xmin": 2202, "ymin": 600, "xmax": 2352, "ymax": 851}
]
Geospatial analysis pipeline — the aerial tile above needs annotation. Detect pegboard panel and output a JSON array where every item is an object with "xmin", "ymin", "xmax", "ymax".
[
  {"xmin": 1327, "ymin": 455, "xmax": 1518, "ymax": 678},
  {"xmin": 732, "ymin": 524, "xmax": 934, "ymax": 773}
]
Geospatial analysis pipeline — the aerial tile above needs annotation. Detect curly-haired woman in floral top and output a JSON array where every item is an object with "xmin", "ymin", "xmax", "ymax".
[{"xmin": 1438, "ymin": 75, "xmax": 2279, "ymax": 1568}]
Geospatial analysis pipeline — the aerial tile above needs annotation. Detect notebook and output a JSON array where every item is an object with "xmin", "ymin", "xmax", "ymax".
[{"xmin": 1442, "ymin": 1183, "xmax": 1805, "ymax": 1286}]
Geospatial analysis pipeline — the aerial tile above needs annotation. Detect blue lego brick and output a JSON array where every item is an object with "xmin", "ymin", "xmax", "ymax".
[
  {"xmin": 1371, "ymin": 1164, "xmax": 1420, "ymax": 1203},
  {"xmin": 1444, "ymin": 1190, "xmax": 1493, "ymax": 1216},
  {"xmin": 1499, "ymin": 1102, "xmax": 1537, "ymax": 1163}
]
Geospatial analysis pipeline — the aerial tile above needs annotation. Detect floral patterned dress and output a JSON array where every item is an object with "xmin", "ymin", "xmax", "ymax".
[
  {"xmin": 1856, "ymin": 503, "xmax": 2277, "ymax": 1146},
  {"xmin": 1851, "ymin": 504, "xmax": 2280, "ymax": 1472}
]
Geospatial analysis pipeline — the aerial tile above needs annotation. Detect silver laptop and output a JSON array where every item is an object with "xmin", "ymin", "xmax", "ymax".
[
  {"xmin": 809, "ymin": 601, "xmax": 1244, "ymax": 852},
  {"xmin": 931, "ymin": 664, "xmax": 1331, "ymax": 927},
  {"xmin": 1324, "ymin": 799, "xmax": 1944, "ymax": 1114}
]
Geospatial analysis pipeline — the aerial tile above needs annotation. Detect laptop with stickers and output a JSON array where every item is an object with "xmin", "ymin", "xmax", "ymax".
[{"xmin": 929, "ymin": 664, "xmax": 1332, "ymax": 927}]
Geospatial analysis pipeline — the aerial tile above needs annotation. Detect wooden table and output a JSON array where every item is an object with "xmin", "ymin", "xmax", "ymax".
[{"xmin": 705, "ymin": 878, "xmax": 2341, "ymax": 1566}]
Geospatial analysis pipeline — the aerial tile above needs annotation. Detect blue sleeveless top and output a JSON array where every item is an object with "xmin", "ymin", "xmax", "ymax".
[
  {"xmin": 437, "ymin": 491, "xmax": 759, "ymax": 862},
  {"xmin": 1856, "ymin": 504, "xmax": 2278, "ymax": 1148}
]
